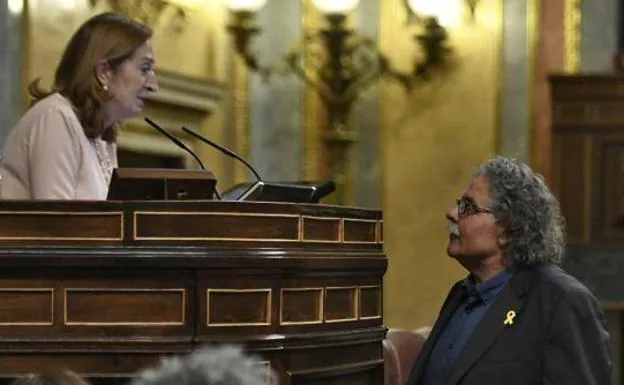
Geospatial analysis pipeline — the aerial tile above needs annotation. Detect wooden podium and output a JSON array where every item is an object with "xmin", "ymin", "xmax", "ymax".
[{"xmin": 0, "ymin": 200, "xmax": 386, "ymax": 385}]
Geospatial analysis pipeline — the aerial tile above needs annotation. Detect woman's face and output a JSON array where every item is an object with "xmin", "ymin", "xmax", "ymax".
[{"xmin": 101, "ymin": 40, "xmax": 158, "ymax": 126}]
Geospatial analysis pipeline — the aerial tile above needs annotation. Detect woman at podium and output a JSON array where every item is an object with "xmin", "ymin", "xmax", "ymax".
[{"xmin": 0, "ymin": 12, "xmax": 158, "ymax": 200}]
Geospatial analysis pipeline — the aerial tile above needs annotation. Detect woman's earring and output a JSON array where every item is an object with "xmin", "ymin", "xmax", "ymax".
[{"xmin": 103, "ymin": 84, "xmax": 108, "ymax": 91}]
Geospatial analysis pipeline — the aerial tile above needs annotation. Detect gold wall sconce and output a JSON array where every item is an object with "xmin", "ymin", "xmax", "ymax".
[
  {"xmin": 89, "ymin": 0, "xmax": 189, "ymax": 30},
  {"xmin": 225, "ymin": 0, "xmax": 475, "ymax": 203}
]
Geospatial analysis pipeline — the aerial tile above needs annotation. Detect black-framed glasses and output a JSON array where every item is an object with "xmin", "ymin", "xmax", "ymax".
[{"xmin": 456, "ymin": 196, "xmax": 493, "ymax": 217}]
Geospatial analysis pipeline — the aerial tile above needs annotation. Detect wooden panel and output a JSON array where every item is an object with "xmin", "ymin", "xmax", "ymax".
[
  {"xmin": 555, "ymin": 135, "xmax": 586, "ymax": 241},
  {"xmin": 64, "ymin": 289, "xmax": 185, "ymax": 325},
  {"xmin": 325, "ymin": 287, "xmax": 357, "ymax": 323},
  {"xmin": 0, "ymin": 200, "xmax": 386, "ymax": 385},
  {"xmin": 0, "ymin": 353, "xmax": 160, "ymax": 375},
  {"xmin": 343, "ymin": 219, "xmax": 377, "ymax": 244},
  {"xmin": 0, "ymin": 212, "xmax": 122, "ymax": 242},
  {"xmin": 285, "ymin": 342, "xmax": 382, "ymax": 371},
  {"xmin": 134, "ymin": 212, "xmax": 300, "ymax": 241},
  {"xmin": 288, "ymin": 360, "xmax": 383, "ymax": 385},
  {"xmin": 206, "ymin": 289, "xmax": 271, "ymax": 327},
  {"xmin": 302, "ymin": 216, "xmax": 341, "ymax": 242},
  {"xmin": 0, "ymin": 289, "xmax": 53, "ymax": 325},
  {"xmin": 592, "ymin": 137, "xmax": 624, "ymax": 241},
  {"xmin": 280, "ymin": 288, "xmax": 323, "ymax": 325},
  {"xmin": 359, "ymin": 286, "xmax": 381, "ymax": 320}
]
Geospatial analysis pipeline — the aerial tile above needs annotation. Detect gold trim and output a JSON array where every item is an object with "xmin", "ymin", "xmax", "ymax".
[
  {"xmin": 256, "ymin": 361, "xmax": 273, "ymax": 385},
  {"xmin": 233, "ymin": 49, "xmax": 251, "ymax": 184},
  {"xmin": 358, "ymin": 285, "xmax": 382, "ymax": 320},
  {"xmin": 342, "ymin": 218, "xmax": 379, "ymax": 245},
  {"xmin": 206, "ymin": 288, "xmax": 272, "ymax": 327},
  {"xmin": 492, "ymin": 0, "xmax": 505, "ymax": 154},
  {"xmin": 301, "ymin": 216, "xmax": 343, "ymax": 243},
  {"xmin": 0, "ymin": 211, "xmax": 123, "ymax": 241},
  {"xmin": 564, "ymin": 0, "xmax": 582, "ymax": 73},
  {"xmin": 528, "ymin": 0, "xmax": 539, "ymax": 167},
  {"xmin": 133, "ymin": 211, "xmax": 302, "ymax": 242},
  {"xmin": 0, "ymin": 288, "xmax": 54, "ymax": 326},
  {"xmin": 63, "ymin": 288, "xmax": 186, "ymax": 326},
  {"xmin": 280, "ymin": 287, "xmax": 324, "ymax": 325},
  {"xmin": 302, "ymin": 0, "xmax": 322, "ymax": 180},
  {"xmin": 324, "ymin": 286, "xmax": 358, "ymax": 323}
]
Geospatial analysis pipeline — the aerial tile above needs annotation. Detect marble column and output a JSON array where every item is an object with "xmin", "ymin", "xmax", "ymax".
[
  {"xmin": 351, "ymin": 0, "xmax": 381, "ymax": 209},
  {"xmin": 0, "ymin": 0, "xmax": 25, "ymax": 150},
  {"xmin": 580, "ymin": 0, "xmax": 618, "ymax": 71},
  {"xmin": 249, "ymin": 0, "xmax": 303, "ymax": 182},
  {"xmin": 498, "ymin": 0, "xmax": 533, "ymax": 163}
]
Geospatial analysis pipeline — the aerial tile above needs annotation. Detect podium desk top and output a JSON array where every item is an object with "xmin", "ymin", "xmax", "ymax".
[{"xmin": 0, "ymin": 200, "xmax": 384, "ymax": 248}]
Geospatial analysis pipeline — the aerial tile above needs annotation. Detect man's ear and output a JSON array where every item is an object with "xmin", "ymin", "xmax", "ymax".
[
  {"xmin": 94, "ymin": 60, "xmax": 112, "ymax": 88},
  {"xmin": 497, "ymin": 226, "xmax": 509, "ymax": 248}
]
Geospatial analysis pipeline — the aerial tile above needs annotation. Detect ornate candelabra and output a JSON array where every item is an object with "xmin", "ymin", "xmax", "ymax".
[{"xmin": 226, "ymin": 0, "xmax": 463, "ymax": 203}]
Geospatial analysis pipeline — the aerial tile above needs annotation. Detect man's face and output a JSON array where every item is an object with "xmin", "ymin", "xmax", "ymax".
[{"xmin": 446, "ymin": 175, "xmax": 505, "ymax": 267}]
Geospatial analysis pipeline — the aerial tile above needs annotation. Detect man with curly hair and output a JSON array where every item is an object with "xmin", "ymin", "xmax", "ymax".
[{"xmin": 406, "ymin": 156, "xmax": 611, "ymax": 385}]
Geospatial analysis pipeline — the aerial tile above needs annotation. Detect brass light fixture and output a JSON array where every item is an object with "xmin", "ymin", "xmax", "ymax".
[
  {"xmin": 225, "ymin": 0, "xmax": 471, "ymax": 203},
  {"xmin": 89, "ymin": 0, "xmax": 189, "ymax": 30}
]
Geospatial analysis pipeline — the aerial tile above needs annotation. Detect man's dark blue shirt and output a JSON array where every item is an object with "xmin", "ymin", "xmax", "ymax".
[{"xmin": 421, "ymin": 269, "xmax": 513, "ymax": 385}]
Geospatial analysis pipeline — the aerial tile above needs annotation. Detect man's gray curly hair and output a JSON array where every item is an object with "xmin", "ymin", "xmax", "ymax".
[
  {"xmin": 475, "ymin": 156, "xmax": 566, "ymax": 266},
  {"xmin": 129, "ymin": 345, "xmax": 277, "ymax": 385}
]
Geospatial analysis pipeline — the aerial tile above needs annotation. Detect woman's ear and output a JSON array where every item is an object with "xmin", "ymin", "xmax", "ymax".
[{"xmin": 94, "ymin": 60, "xmax": 112, "ymax": 89}]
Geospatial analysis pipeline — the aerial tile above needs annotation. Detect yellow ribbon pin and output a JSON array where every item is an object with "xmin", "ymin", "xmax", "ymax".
[{"xmin": 503, "ymin": 310, "xmax": 516, "ymax": 326}]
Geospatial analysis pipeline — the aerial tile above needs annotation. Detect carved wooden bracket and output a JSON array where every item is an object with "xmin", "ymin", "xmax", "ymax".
[{"xmin": 88, "ymin": 0, "xmax": 190, "ymax": 31}]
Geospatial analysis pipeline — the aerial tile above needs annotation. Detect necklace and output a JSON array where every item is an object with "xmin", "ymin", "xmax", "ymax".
[{"xmin": 90, "ymin": 138, "xmax": 114, "ymax": 186}]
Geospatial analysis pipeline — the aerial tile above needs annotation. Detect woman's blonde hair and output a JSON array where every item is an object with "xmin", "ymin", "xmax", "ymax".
[{"xmin": 30, "ymin": 12, "xmax": 152, "ymax": 143}]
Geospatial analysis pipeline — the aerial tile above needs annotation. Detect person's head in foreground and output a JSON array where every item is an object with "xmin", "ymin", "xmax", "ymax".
[
  {"xmin": 9, "ymin": 370, "xmax": 90, "ymax": 385},
  {"xmin": 129, "ymin": 345, "xmax": 277, "ymax": 385},
  {"xmin": 446, "ymin": 155, "xmax": 565, "ymax": 281}
]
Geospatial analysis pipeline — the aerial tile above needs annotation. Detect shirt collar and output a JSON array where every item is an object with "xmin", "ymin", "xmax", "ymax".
[{"xmin": 461, "ymin": 268, "xmax": 513, "ymax": 305}]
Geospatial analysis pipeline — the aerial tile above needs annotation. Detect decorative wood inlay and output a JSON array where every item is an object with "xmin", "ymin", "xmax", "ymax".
[
  {"xmin": 256, "ymin": 361, "xmax": 273, "ymax": 385},
  {"xmin": 359, "ymin": 286, "xmax": 382, "ymax": 320},
  {"xmin": 206, "ymin": 289, "xmax": 272, "ymax": 327},
  {"xmin": 0, "ymin": 289, "xmax": 54, "ymax": 325},
  {"xmin": 377, "ymin": 220, "xmax": 384, "ymax": 244},
  {"xmin": 287, "ymin": 359, "xmax": 383, "ymax": 382},
  {"xmin": 133, "ymin": 212, "xmax": 301, "ymax": 242},
  {"xmin": 64, "ymin": 289, "xmax": 185, "ymax": 326},
  {"xmin": 302, "ymin": 216, "xmax": 341, "ymax": 242},
  {"xmin": 343, "ymin": 219, "xmax": 378, "ymax": 244},
  {"xmin": 280, "ymin": 288, "xmax": 323, "ymax": 325},
  {"xmin": 325, "ymin": 287, "xmax": 358, "ymax": 323},
  {"xmin": 0, "ymin": 212, "xmax": 123, "ymax": 241},
  {"xmin": 553, "ymin": 101, "xmax": 624, "ymax": 127}
]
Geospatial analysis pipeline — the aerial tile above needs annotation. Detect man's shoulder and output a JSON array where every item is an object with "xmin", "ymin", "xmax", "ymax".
[{"xmin": 525, "ymin": 264, "xmax": 598, "ymax": 304}]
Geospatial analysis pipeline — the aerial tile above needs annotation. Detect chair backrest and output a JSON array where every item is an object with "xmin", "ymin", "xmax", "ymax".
[{"xmin": 383, "ymin": 328, "xmax": 427, "ymax": 385}]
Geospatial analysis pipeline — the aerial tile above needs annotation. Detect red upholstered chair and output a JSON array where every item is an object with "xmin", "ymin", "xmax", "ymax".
[{"xmin": 383, "ymin": 328, "xmax": 427, "ymax": 385}]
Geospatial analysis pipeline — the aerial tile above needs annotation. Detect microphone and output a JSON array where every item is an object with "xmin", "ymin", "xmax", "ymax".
[
  {"xmin": 145, "ymin": 117, "xmax": 207, "ymax": 170},
  {"xmin": 181, "ymin": 125, "xmax": 262, "ymax": 181},
  {"xmin": 181, "ymin": 125, "xmax": 336, "ymax": 203},
  {"xmin": 144, "ymin": 117, "xmax": 221, "ymax": 200}
]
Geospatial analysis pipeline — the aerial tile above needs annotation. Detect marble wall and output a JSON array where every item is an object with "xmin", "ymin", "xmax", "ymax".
[
  {"xmin": 249, "ymin": 0, "xmax": 303, "ymax": 182},
  {"xmin": 498, "ymin": 0, "xmax": 533, "ymax": 162},
  {"xmin": 0, "ymin": 1, "xmax": 24, "ymax": 150}
]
